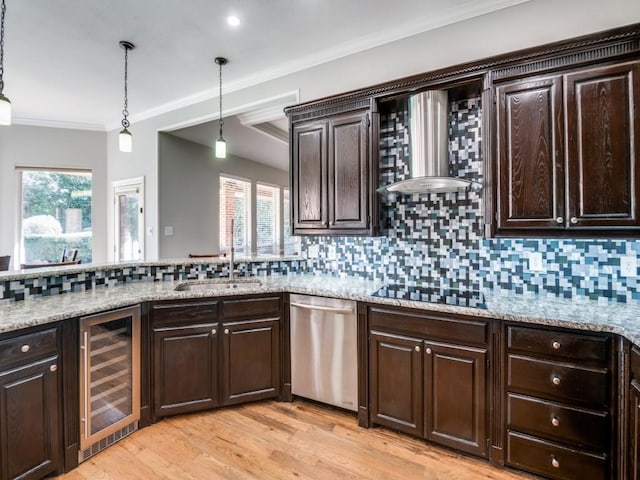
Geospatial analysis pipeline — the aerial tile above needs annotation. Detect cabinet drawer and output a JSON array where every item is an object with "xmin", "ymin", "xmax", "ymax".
[
  {"xmin": 0, "ymin": 327, "xmax": 58, "ymax": 367},
  {"xmin": 508, "ymin": 354, "xmax": 609, "ymax": 407},
  {"xmin": 152, "ymin": 300, "xmax": 219, "ymax": 327},
  {"xmin": 507, "ymin": 325, "xmax": 609, "ymax": 364},
  {"xmin": 507, "ymin": 393, "xmax": 608, "ymax": 451},
  {"xmin": 507, "ymin": 431, "xmax": 607, "ymax": 480},
  {"xmin": 222, "ymin": 296, "xmax": 281, "ymax": 320},
  {"xmin": 368, "ymin": 307, "xmax": 488, "ymax": 346}
]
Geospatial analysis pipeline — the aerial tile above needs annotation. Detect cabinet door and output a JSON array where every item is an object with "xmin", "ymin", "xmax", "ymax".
[
  {"xmin": 292, "ymin": 120, "xmax": 328, "ymax": 231},
  {"xmin": 495, "ymin": 76, "xmax": 565, "ymax": 231},
  {"xmin": 369, "ymin": 331, "xmax": 423, "ymax": 437},
  {"xmin": 424, "ymin": 341, "xmax": 487, "ymax": 457},
  {"xmin": 565, "ymin": 61, "xmax": 640, "ymax": 228},
  {"xmin": 221, "ymin": 318, "xmax": 281, "ymax": 406},
  {"xmin": 0, "ymin": 356, "xmax": 60, "ymax": 480},
  {"xmin": 631, "ymin": 380, "xmax": 640, "ymax": 480},
  {"xmin": 153, "ymin": 324, "xmax": 218, "ymax": 418},
  {"xmin": 328, "ymin": 111, "xmax": 370, "ymax": 231}
]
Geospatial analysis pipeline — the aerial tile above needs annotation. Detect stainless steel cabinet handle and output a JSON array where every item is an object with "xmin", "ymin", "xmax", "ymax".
[
  {"xmin": 570, "ymin": 217, "xmax": 578, "ymax": 224},
  {"xmin": 290, "ymin": 302, "xmax": 355, "ymax": 315},
  {"xmin": 21, "ymin": 344, "xmax": 30, "ymax": 353},
  {"xmin": 82, "ymin": 330, "xmax": 89, "ymax": 440},
  {"xmin": 552, "ymin": 376, "xmax": 561, "ymax": 386},
  {"xmin": 211, "ymin": 329, "xmax": 217, "ymax": 335},
  {"xmin": 552, "ymin": 341, "xmax": 561, "ymax": 350},
  {"xmin": 50, "ymin": 364, "xmax": 57, "ymax": 372},
  {"xmin": 415, "ymin": 346, "xmax": 421, "ymax": 352},
  {"xmin": 224, "ymin": 328, "xmax": 229, "ymax": 335},
  {"xmin": 555, "ymin": 217, "xmax": 563, "ymax": 224},
  {"xmin": 551, "ymin": 457, "xmax": 560, "ymax": 468},
  {"xmin": 425, "ymin": 347, "xmax": 432, "ymax": 354},
  {"xmin": 551, "ymin": 416, "xmax": 560, "ymax": 427}
]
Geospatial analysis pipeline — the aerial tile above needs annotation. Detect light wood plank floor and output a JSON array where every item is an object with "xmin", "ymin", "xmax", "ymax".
[{"xmin": 55, "ymin": 400, "xmax": 533, "ymax": 480}]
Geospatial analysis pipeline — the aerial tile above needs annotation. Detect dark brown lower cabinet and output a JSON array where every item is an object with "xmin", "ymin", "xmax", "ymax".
[
  {"xmin": 153, "ymin": 323, "xmax": 219, "ymax": 418},
  {"xmin": 369, "ymin": 331, "xmax": 423, "ymax": 437},
  {"xmin": 221, "ymin": 318, "xmax": 281, "ymax": 406},
  {"xmin": 367, "ymin": 307, "xmax": 490, "ymax": 457},
  {"xmin": 631, "ymin": 380, "xmax": 640, "ymax": 480},
  {"xmin": 0, "ymin": 354, "xmax": 60, "ymax": 480},
  {"xmin": 424, "ymin": 341, "xmax": 487, "ymax": 457}
]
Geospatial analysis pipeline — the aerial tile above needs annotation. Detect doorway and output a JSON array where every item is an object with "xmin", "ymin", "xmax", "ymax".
[{"xmin": 113, "ymin": 177, "xmax": 145, "ymax": 261}]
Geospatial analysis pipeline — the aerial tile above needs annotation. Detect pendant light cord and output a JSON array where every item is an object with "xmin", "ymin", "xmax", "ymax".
[
  {"xmin": 218, "ymin": 59, "xmax": 223, "ymax": 137},
  {"xmin": 122, "ymin": 45, "xmax": 129, "ymax": 129},
  {"xmin": 0, "ymin": 0, "xmax": 6, "ymax": 91}
]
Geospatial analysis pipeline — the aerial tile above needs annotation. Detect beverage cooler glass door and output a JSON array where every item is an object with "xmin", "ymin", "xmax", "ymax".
[{"xmin": 79, "ymin": 305, "xmax": 141, "ymax": 450}]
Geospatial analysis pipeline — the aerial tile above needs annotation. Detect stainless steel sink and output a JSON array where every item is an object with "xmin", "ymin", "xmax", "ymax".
[{"xmin": 175, "ymin": 279, "xmax": 263, "ymax": 292}]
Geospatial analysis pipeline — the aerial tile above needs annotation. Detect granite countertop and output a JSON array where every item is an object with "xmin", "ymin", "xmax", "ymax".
[{"xmin": 1, "ymin": 274, "xmax": 640, "ymax": 346}]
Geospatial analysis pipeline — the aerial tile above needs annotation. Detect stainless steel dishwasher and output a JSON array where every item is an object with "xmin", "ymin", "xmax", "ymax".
[{"xmin": 289, "ymin": 294, "xmax": 358, "ymax": 412}]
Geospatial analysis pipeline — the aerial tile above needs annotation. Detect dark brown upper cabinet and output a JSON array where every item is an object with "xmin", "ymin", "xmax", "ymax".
[
  {"xmin": 495, "ymin": 60, "xmax": 640, "ymax": 236},
  {"xmin": 289, "ymin": 102, "xmax": 378, "ymax": 236}
]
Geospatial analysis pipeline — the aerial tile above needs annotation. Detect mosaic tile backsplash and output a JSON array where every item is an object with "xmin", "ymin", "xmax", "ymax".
[
  {"xmin": 303, "ymin": 97, "xmax": 640, "ymax": 303},
  {"xmin": 0, "ymin": 260, "xmax": 305, "ymax": 303}
]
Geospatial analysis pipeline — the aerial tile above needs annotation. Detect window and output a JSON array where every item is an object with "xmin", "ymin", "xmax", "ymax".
[
  {"xmin": 219, "ymin": 175, "xmax": 251, "ymax": 255},
  {"xmin": 256, "ymin": 183, "xmax": 280, "ymax": 255},
  {"xmin": 283, "ymin": 188, "xmax": 299, "ymax": 255},
  {"xmin": 18, "ymin": 168, "xmax": 93, "ymax": 264}
]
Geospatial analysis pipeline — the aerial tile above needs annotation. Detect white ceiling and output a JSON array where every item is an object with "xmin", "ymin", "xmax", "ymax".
[{"xmin": 3, "ymin": 0, "xmax": 532, "ymax": 130}]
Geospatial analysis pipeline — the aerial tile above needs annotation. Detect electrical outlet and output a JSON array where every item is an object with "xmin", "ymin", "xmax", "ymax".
[
  {"xmin": 620, "ymin": 255, "xmax": 638, "ymax": 277},
  {"xmin": 307, "ymin": 245, "xmax": 319, "ymax": 259},
  {"xmin": 328, "ymin": 245, "xmax": 337, "ymax": 260},
  {"xmin": 527, "ymin": 252, "xmax": 544, "ymax": 272}
]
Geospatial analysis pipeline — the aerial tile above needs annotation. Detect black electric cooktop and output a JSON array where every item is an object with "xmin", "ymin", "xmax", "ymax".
[{"xmin": 372, "ymin": 284, "xmax": 487, "ymax": 309}]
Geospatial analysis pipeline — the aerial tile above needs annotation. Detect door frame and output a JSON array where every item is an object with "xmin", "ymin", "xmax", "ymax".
[{"xmin": 112, "ymin": 177, "xmax": 145, "ymax": 261}]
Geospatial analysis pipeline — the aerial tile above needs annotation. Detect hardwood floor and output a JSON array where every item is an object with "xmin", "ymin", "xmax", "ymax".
[{"xmin": 55, "ymin": 400, "xmax": 532, "ymax": 480}]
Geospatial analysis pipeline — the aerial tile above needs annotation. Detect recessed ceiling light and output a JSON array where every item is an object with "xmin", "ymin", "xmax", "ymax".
[{"xmin": 227, "ymin": 15, "xmax": 240, "ymax": 27}]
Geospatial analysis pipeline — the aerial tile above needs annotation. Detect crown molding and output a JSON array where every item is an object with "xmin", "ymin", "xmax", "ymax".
[
  {"xmin": 12, "ymin": 117, "xmax": 106, "ymax": 132},
  {"xmin": 106, "ymin": 0, "xmax": 530, "ymax": 131},
  {"xmin": 246, "ymin": 123, "xmax": 288, "ymax": 144}
]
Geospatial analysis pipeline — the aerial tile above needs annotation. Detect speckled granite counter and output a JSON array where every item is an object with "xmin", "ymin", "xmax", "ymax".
[{"xmin": 1, "ymin": 274, "xmax": 640, "ymax": 346}]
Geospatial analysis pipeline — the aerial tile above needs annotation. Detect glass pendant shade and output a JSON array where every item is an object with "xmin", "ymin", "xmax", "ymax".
[
  {"xmin": 0, "ymin": 93, "xmax": 10, "ymax": 126},
  {"xmin": 215, "ymin": 137, "xmax": 226, "ymax": 158},
  {"xmin": 119, "ymin": 128, "xmax": 132, "ymax": 153}
]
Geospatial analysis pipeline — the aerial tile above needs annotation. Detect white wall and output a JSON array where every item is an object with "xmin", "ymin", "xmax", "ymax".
[
  {"xmin": 158, "ymin": 133, "xmax": 288, "ymax": 258},
  {"xmin": 0, "ymin": 125, "xmax": 107, "ymax": 268}
]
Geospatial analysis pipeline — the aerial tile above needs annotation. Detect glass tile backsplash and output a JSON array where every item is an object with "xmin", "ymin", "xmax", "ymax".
[{"xmin": 302, "ymin": 98, "xmax": 640, "ymax": 303}]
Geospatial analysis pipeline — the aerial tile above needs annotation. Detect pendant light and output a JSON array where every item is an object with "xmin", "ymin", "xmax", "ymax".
[
  {"xmin": 119, "ymin": 41, "xmax": 135, "ymax": 153},
  {"xmin": 0, "ymin": 0, "xmax": 11, "ymax": 126},
  {"xmin": 214, "ymin": 57, "xmax": 228, "ymax": 159}
]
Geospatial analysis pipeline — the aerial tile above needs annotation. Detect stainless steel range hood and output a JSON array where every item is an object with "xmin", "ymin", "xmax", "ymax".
[{"xmin": 377, "ymin": 90, "xmax": 477, "ymax": 195}]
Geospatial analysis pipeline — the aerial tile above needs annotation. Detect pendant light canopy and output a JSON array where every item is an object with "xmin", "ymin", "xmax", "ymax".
[
  {"xmin": 0, "ymin": 0, "xmax": 11, "ymax": 126},
  {"xmin": 214, "ymin": 57, "xmax": 228, "ymax": 159},
  {"xmin": 119, "ymin": 41, "xmax": 134, "ymax": 153}
]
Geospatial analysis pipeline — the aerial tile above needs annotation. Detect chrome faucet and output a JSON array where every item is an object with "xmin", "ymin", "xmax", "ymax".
[{"xmin": 229, "ymin": 219, "xmax": 235, "ymax": 280}]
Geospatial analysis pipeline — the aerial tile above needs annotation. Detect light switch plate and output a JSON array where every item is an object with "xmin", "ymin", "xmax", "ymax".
[
  {"xmin": 164, "ymin": 226, "xmax": 174, "ymax": 236},
  {"xmin": 307, "ymin": 245, "xmax": 319, "ymax": 259},
  {"xmin": 620, "ymin": 255, "xmax": 637, "ymax": 277},
  {"xmin": 328, "ymin": 245, "xmax": 337, "ymax": 260},
  {"xmin": 527, "ymin": 252, "xmax": 544, "ymax": 272}
]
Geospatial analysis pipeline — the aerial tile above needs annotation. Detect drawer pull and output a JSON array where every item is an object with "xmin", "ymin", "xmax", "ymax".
[
  {"xmin": 211, "ymin": 329, "xmax": 217, "ymax": 335},
  {"xmin": 551, "ymin": 456, "xmax": 560, "ymax": 468},
  {"xmin": 551, "ymin": 376, "xmax": 561, "ymax": 386},
  {"xmin": 415, "ymin": 346, "xmax": 421, "ymax": 353},
  {"xmin": 555, "ymin": 216, "xmax": 563, "ymax": 224},
  {"xmin": 551, "ymin": 416, "xmax": 560, "ymax": 427},
  {"xmin": 570, "ymin": 217, "xmax": 578, "ymax": 224},
  {"xmin": 552, "ymin": 341, "xmax": 561, "ymax": 350},
  {"xmin": 50, "ymin": 364, "xmax": 57, "ymax": 372},
  {"xmin": 21, "ymin": 344, "xmax": 30, "ymax": 353}
]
